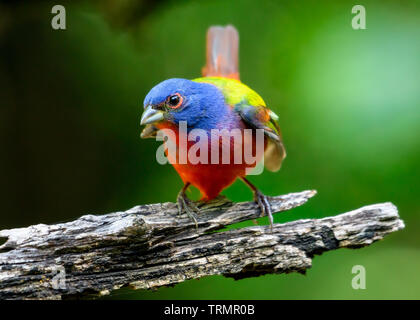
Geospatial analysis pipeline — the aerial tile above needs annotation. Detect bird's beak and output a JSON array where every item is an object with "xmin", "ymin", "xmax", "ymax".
[{"xmin": 140, "ymin": 105, "xmax": 164, "ymax": 125}]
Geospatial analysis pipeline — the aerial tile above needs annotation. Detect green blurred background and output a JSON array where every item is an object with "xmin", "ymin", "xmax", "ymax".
[{"xmin": 0, "ymin": 0, "xmax": 419, "ymax": 299}]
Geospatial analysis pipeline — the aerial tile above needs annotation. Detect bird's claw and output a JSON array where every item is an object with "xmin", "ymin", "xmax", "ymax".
[
  {"xmin": 177, "ymin": 191, "xmax": 200, "ymax": 229},
  {"xmin": 254, "ymin": 190, "xmax": 274, "ymax": 231}
]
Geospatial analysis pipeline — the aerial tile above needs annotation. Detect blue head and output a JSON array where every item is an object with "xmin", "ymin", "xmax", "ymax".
[{"xmin": 140, "ymin": 78, "xmax": 228, "ymax": 132}]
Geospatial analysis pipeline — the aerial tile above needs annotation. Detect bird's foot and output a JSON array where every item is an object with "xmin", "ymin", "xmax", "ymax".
[
  {"xmin": 177, "ymin": 191, "xmax": 200, "ymax": 229},
  {"xmin": 253, "ymin": 190, "xmax": 274, "ymax": 231}
]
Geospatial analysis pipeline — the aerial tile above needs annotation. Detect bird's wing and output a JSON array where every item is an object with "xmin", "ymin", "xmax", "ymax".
[
  {"xmin": 235, "ymin": 103, "xmax": 286, "ymax": 172},
  {"xmin": 194, "ymin": 77, "xmax": 286, "ymax": 172},
  {"xmin": 202, "ymin": 25, "xmax": 239, "ymax": 80}
]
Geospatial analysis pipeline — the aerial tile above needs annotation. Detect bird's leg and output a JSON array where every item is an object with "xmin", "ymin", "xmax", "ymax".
[
  {"xmin": 240, "ymin": 177, "xmax": 274, "ymax": 231},
  {"xmin": 176, "ymin": 182, "xmax": 200, "ymax": 228}
]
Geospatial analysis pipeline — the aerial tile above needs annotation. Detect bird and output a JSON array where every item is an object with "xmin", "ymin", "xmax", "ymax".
[{"xmin": 140, "ymin": 25, "xmax": 286, "ymax": 229}]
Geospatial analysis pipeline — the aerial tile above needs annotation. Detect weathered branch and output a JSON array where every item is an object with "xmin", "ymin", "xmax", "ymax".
[{"xmin": 0, "ymin": 190, "xmax": 404, "ymax": 300}]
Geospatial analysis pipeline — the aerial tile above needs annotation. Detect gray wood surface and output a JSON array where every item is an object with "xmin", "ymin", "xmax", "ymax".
[{"xmin": 0, "ymin": 190, "xmax": 404, "ymax": 299}]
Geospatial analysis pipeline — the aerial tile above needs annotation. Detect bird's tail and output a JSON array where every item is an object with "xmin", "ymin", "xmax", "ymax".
[{"xmin": 202, "ymin": 25, "xmax": 240, "ymax": 80}]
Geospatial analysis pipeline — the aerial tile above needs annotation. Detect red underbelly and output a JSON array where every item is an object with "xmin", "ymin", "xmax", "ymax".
[
  {"xmin": 157, "ymin": 122, "xmax": 265, "ymax": 200},
  {"xmin": 172, "ymin": 162, "xmax": 247, "ymax": 200}
]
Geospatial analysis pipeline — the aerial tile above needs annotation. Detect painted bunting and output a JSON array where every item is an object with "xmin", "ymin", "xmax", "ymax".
[{"xmin": 140, "ymin": 25, "xmax": 286, "ymax": 228}]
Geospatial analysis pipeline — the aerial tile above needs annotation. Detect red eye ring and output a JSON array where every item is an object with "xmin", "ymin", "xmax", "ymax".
[{"xmin": 167, "ymin": 93, "xmax": 183, "ymax": 109}]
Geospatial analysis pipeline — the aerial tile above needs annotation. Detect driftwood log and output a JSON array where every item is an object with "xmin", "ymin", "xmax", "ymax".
[{"xmin": 0, "ymin": 190, "xmax": 404, "ymax": 300}]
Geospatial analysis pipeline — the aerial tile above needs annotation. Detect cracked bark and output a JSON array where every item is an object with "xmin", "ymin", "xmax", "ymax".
[{"xmin": 0, "ymin": 190, "xmax": 404, "ymax": 300}]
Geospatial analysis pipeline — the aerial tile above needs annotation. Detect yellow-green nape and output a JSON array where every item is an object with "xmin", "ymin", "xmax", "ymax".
[{"xmin": 193, "ymin": 77, "xmax": 266, "ymax": 107}]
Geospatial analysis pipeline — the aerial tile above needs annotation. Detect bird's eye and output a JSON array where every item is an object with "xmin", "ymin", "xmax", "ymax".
[{"xmin": 167, "ymin": 93, "xmax": 183, "ymax": 109}]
